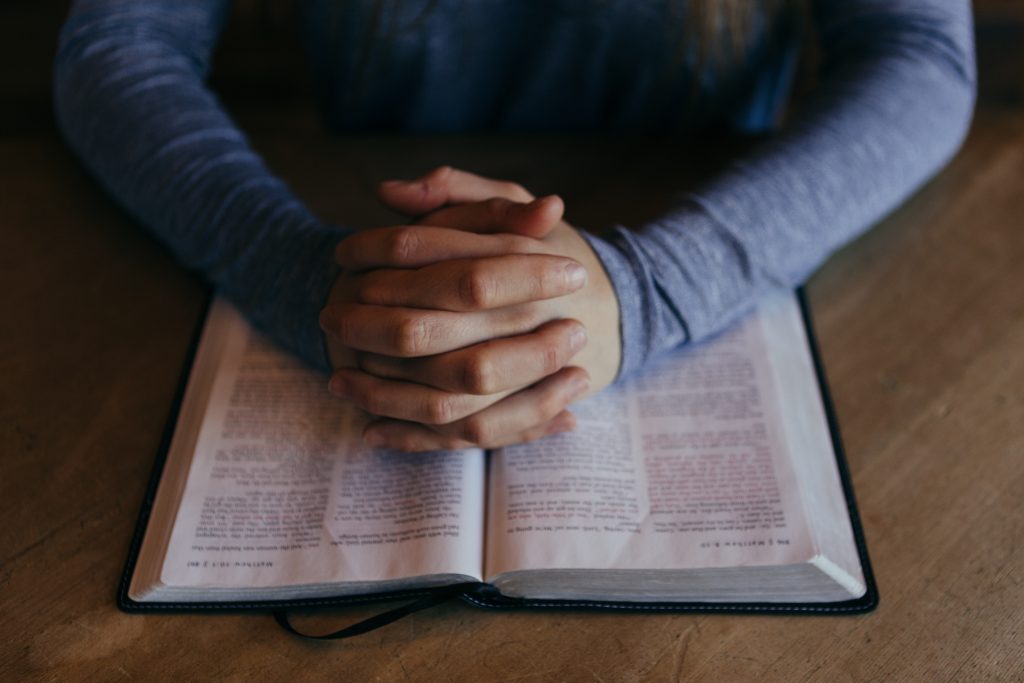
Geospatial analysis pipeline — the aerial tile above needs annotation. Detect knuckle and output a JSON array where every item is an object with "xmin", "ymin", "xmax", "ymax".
[
  {"xmin": 387, "ymin": 227, "xmax": 421, "ymax": 264},
  {"xmin": 540, "ymin": 342, "xmax": 563, "ymax": 376},
  {"xmin": 420, "ymin": 166, "xmax": 451, "ymax": 198},
  {"xmin": 393, "ymin": 315, "xmax": 431, "ymax": 356},
  {"xmin": 425, "ymin": 394, "xmax": 458, "ymax": 425},
  {"xmin": 461, "ymin": 354, "xmax": 496, "ymax": 394},
  {"xmin": 502, "ymin": 181, "xmax": 531, "ymax": 201},
  {"xmin": 427, "ymin": 165, "xmax": 451, "ymax": 181},
  {"xmin": 461, "ymin": 416, "xmax": 492, "ymax": 447},
  {"xmin": 458, "ymin": 266, "xmax": 497, "ymax": 310},
  {"xmin": 486, "ymin": 197, "xmax": 514, "ymax": 221}
]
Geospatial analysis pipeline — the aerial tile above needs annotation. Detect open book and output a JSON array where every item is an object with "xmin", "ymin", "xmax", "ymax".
[{"xmin": 123, "ymin": 291, "xmax": 875, "ymax": 612}]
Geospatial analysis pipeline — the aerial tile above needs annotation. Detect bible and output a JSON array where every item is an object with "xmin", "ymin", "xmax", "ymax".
[{"xmin": 120, "ymin": 290, "xmax": 876, "ymax": 616}]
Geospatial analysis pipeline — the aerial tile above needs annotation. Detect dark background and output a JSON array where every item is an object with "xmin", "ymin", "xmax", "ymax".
[{"xmin": 3, "ymin": 0, "xmax": 1023, "ymax": 139}]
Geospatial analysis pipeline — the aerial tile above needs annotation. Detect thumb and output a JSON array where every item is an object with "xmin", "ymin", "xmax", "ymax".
[
  {"xmin": 378, "ymin": 166, "xmax": 536, "ymax": 216},
  {"xmin": 418, "ymin": 195, "xmax": 564, "ymax": 239}
]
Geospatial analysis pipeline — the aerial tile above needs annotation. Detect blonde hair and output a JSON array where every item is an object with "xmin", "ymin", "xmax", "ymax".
[{"xmin": 681, "ymin": 0, "xmax": 806, "ymax": 118}]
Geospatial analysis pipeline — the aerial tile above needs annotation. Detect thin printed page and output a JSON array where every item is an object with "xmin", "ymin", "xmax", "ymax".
[
  {"xmin": 484, "ymin": 292, "xmax": 814, "ymax": 579},
  {"xmin": 155, "ymin": 300, "xmax": 484, "ymax": 594},
  {"xmin": 757, "ymin": 293, "xmax": 866, "ymax": 595}
]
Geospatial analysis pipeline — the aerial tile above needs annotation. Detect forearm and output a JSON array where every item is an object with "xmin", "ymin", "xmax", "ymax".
[
  {"xmin": 596, "ymin": 0, "xmax": 976, "ymax": 379},
  {"xmin": 54, "ymin": 0, "xmax": 344, "ymax": 371}
]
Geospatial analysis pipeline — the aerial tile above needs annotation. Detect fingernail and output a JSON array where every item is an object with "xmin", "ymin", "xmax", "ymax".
[
  {"xmin": 380, "ymin": 179, "xmax": 405, "ymax": 188},
  {"xmin": 548, "ymin": 413, "xmax": 576, "ymax": 435},
  {"xmin": 569, "ymin": 325, "xmax": 588, "ymax": 353},
  {"xmin": 564, "ymin": 263, "xmax": 587, "ymax": 289},
  {"xmin": 569, "ymin": 375, "xmax": 590, "ymax": 399}
]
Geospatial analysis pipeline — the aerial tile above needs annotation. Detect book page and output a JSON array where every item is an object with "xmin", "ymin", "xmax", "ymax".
[
  {"xmin": 758, "ymin": 294, "xmax": 865, "ymax": 595},
  {"xmin": 145, "ymin": 300, "xmax": 484, "ymax": 597},
  {"xmin": 484, "ymin": 292, "xmax": 816, "ymax": 579}
]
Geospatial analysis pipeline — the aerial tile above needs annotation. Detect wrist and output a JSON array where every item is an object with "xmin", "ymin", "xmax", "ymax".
[
  {"xmin": 579, "ymin": 228, "xmax": 663, "ymax": 383},
  {"xmin": 547, "ymin": 225, "xmax": 621, "ymax": 394}
]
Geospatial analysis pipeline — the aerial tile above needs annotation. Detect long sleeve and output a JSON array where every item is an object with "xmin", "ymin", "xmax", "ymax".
[
  {"xmin": 54, "ymin": 0, "xmax": 345, "ymax": 371},
  {"xmin": 587, "ymin": 0, "xmax": 977, "ymax": 379}
]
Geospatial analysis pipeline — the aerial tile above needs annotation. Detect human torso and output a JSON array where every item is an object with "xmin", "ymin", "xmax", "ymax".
[{"xmin": 301, "ymin": 0, "xmax": 799, "ymax": 133}]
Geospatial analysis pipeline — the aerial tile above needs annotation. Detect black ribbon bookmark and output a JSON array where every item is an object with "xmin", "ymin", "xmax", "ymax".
[{"xmin": 273, "ymin": 582, "xmax": 481, "ymax": 640}]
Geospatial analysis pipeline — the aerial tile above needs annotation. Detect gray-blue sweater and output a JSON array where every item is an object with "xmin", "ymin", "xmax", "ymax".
[{"xmin": 53, "ymin": 0, "xmax": 976, "ymax": 380}]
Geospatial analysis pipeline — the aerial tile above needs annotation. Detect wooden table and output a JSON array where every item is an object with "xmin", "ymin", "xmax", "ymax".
[{"xmin": 4, "ymin": 20, "xmax": 1024, "ymax": 683}]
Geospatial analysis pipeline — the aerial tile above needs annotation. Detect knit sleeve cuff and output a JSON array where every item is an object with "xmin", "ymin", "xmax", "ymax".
[
  {"xmin": 581, "ymin": 227, "xmax": 691, "ymax": 383},
  {"xmin": 219, "ymin": 217, "xmax": 346, "ymax": 375}
]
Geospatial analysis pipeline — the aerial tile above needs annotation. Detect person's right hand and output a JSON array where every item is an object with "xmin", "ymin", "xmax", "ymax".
[{"xmin": 320, "ymin": 174, "xmax": 595, "ymax": 449}]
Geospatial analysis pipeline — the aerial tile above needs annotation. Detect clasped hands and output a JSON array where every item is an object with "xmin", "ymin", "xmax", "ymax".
[{"xmin": 319, "ymin": 167, "xmax": 621, "ymax": 452}]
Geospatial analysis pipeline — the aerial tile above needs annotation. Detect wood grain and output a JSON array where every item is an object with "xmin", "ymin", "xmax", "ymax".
[{"xmin": 3, "ymin": 9, "xmax": 1024, "ymax": 683}]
